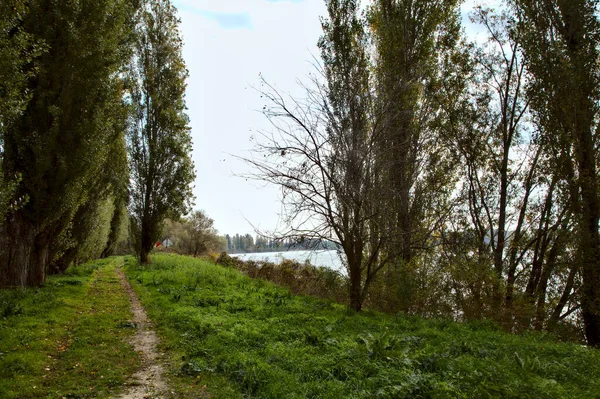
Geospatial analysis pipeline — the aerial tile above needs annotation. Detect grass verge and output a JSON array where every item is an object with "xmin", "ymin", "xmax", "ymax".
[
  {"xmin": 124, "ymin": 253, "xmax": 600, "ymax": 399},
  {"xmin": 0, "ymin": 257, "xmax": 140, "ymax": 398}
]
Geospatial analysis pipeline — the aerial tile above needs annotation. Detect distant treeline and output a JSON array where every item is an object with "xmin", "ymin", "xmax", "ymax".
[{"xmin": 224, "ymin": 234, "xmax": 339, "ymax": 254}]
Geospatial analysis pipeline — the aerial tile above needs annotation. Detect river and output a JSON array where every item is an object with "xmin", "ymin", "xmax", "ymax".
[{"xmin": 230, "ymin": 249, "xmax": 346, "ymax": 275}]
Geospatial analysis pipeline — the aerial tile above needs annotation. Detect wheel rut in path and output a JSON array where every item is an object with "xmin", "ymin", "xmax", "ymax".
[{"xmin": 116, "ymin": 266, "xmax": 169, "ymax": 399}]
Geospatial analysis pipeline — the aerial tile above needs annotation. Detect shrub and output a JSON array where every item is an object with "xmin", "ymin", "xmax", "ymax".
[{"xmin": 216, "ymin": 254, "xmax": 347, "ymax": 304}]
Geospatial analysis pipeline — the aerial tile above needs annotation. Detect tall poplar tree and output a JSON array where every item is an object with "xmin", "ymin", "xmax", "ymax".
[
  {"xmin": 127, "ymin": 0, "xmax": 195, "ymax": 264},
  {"xmin": 50, "ymin": 129, "xmax": 130, "ymax": 273},
  {"xmin": 0, "ymin": 2, "xmax": 39, "ymax": 133},
  {"xmin": 369, "ymin": 0, "xmax": 461, "ymax": 266},
  {"xmin": 513, "ymin": 0, "xmax": 600, "ymax": 346}
]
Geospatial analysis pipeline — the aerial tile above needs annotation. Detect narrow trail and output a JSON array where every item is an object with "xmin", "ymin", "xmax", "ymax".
[{"xmin": 116, "ymin": 266, "xmax": 169, "ymax": 399}]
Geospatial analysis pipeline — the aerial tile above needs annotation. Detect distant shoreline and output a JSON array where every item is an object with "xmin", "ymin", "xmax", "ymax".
[
  {"xmin": 227, "ymin": 248, "xmax": 334, "ymax": 255},
  {"xmin": 230, "ymin": 249, "xmax": 345, "ymax": 275}
]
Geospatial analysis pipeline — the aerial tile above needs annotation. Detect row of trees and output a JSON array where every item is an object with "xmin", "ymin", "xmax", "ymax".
[
  {"xmin": 248, "ymin": 0, "xmax": 600, "ymax": 345},
  {"xmin": 226, "ymin": 233, "xmax": 257, "ymax": 253},
  {"xmin": 0, "ymin": 0, "xmax": 194, "ymax": 286},
  {"xmin": 224, "ymin": 234, "xmax": 338, "ymax": 253}
]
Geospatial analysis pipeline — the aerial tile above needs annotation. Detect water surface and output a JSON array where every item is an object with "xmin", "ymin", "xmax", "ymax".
[{"xmin": 230, "ymin": 249, "xmax": 346, "ymax": 275}]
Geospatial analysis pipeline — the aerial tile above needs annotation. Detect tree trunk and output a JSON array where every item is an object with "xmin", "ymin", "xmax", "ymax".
[
  {"xmin": 50, "ymin": 247, "xmax": 77, "ymax": 275},
  {"xmin": 140, "ymin": 219, "xmax": 153, "ymax": 264},
  {"xmin": 0, "ymin": 214, "xmax": 33, "ymax": 287},
  {"xmin": 397, "ymin": 116, "xmax": 413, "ymax": 266},
  {"xmin": 516, "ymin": 0, "xmax": 600, "ymax": 345},
  {"xmin": 347, "ymin": 249, "xmax": 363, "ymax": 312},
  {"xmin": 578, "ymin": 140, "xmax": 600, "ymax": 345},
  {"xmin": 0, "ymin": 212, "xmax": 48, "ymax": 287},
  {"xmin": 140, "ymin": 248, "xmax": 150, "ymax": 264},
  {"xmin": 533, "ymin": 241, "xmax": 559, "ymax": 330},
  {"xmin": 557, "ymin": 0, "xmax": 600, "ymax": 347},
  {"xmin": 349, "ymin": 272, "xmax": 363, "ymax": 311},
  {"xmin": 29, "ymin": 239, "xmax": 49, "ymax": 286},
  {"xmin": 494, "ymin": 149, "xmax": 509, "ymax": 281},
  {"xmin": 505, "ymin": 145, "xmax": 541, "ymax": 307},
  {"xmin": 399, "ymin": 188, "xmax": 412, "ymax": 265},
  {"xmin": 548, "ymin": 264, "xmax": 578, "ymax": 331}
]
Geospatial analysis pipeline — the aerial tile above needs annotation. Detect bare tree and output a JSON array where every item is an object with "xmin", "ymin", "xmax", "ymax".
[
  {"xmin": 242, "ymin": 1, "xmax": 398, "ymax": 312},
  {"xmin": 245, "ymin": 75, "xmax": 391, "ymax": 310}
]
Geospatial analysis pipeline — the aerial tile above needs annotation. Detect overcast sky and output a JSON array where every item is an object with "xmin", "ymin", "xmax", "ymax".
[{"xmin": 173, "ymin": 0, "xmax": 489, "ymax": 237}]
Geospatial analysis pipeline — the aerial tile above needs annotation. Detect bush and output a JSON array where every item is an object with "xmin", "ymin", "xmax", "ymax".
[{"xmin": 216, "ymin": 253, "xmax": 347, "ymax": 304}]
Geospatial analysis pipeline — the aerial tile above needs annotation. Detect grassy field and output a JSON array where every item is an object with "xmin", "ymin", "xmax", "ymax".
[
  {"xmin": 124, "ymin": 253, "xmax": 600, "ymax": 399},
  {"xmin": 0, "ymin": 258, "xmax": 140, "ymax": 398}
]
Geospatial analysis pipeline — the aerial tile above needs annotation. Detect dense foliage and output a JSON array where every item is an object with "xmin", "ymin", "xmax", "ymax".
[
  {"xmin": 163, "ymin": 210, "xmax": 227, "ymax": 256},
  {"xmin": 511, "ymin": 0, "xmax": 600, "ymax": 347},
  {"xmin": 0, "ymin": 0, "xmax": 136, "ymax": 286}
]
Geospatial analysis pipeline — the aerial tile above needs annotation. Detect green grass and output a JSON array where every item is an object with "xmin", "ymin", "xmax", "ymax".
[
  {"xmin": 0, "ymin": 257, "xmax": 140, "ymax": 398},
  {"xmin": 124, "ymin": 253, "xmax": 600, "ymax": 399}
]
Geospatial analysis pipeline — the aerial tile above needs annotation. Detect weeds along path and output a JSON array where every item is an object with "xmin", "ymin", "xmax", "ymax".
[{"xmin": 116, "ymin": 264, "xmax": 169, "ymax": 399}]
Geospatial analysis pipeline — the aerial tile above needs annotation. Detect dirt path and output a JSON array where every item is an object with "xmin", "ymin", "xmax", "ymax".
[{"xmin": 116, "ymin": 267, "xmax": 169, "ymax": 399}]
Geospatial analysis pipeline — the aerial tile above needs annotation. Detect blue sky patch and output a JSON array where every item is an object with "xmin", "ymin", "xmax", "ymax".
[
  {"xmin": 198, "ymin": 10, "xmax": 253, "ymax": 29},
  {"xmin": 174, "ymin": 2, "xmax": 253, "ymax": 30}
]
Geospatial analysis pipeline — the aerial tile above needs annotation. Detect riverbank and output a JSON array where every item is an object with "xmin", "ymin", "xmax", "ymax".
[
  {"xmin": 125, "ymin": 253, "xmax": 600, "ymax": 398},
  {"xmin": 230, "ymin": 249, "xmax": 345, "ymax": 275}
]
